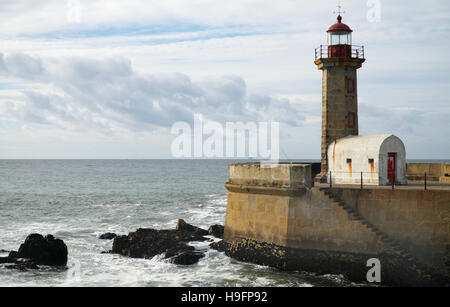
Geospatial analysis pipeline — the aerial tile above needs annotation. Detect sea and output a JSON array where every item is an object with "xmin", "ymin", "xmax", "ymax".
[{"xmin": 1, "ymin": 158, "xmax": 423, "ymax": 287}]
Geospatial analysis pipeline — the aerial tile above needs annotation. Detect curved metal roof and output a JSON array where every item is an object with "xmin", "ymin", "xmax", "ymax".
[{"xmin": 327, "ymin": 15, "xmax": 353, "ymax": 33}]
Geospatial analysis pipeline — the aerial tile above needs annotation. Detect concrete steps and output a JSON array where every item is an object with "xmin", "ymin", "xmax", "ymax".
[{"xmin": 319, "ymin": 187, "xmax": 418, "ymax": 265}]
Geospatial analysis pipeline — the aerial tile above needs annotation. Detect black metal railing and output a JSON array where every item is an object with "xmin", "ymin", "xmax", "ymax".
[
  {"xmin": 329, "ymin": 171, "xmax": 378, "ymax": 190},
  {"xmin": 315, "ymin": 45, "xmax": 365, "ymax": 60},
  {"xmin": 327, "ymin": 171, "xmax": 433, "ymax": 190}
]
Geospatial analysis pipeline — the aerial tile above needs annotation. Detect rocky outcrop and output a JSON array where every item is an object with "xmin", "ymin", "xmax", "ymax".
[
  {"xmin": 111, "ymin": 220, "xmax": 221, "ymax": 265},
  {"xmin": 0, "ymin": 234, "xmax": 68, "ymax": 270},
  {"xmin": 99, "ymin": 233, "xmax": 117, "ymax": 240},
  {"xmin": 176, "ymin": 219, "xmax": 209, "ymax": 236},
  {"xmin": 16, "ymin": 234, "xmax": 68, "ymax": 266},
  {"xmin": 3, "ymin": 259, "xmax": 39, "ymax": 271},
  {"xmin": 208, "ymin": 225, "xmax": 224, "ymax": 238},
  {"xmin": 165, "ymin": 247, "xmax": 205, "ymax": 265},
  {"xmin": 210, "ymin": 240, "xmax": 227, "ymax": 253}
]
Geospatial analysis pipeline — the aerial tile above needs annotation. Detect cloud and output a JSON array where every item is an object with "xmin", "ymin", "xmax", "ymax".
[
  {"xmin": 0, "ymin": 1, "xmax": 448, "ymax": 158},
  {"xmin": 0, "ymin": 52, "xmax": 304, "ymax": 134},
  {"xmin": 0, "ymin": 0, "xmax": 328, "ymax": 36},
  {"xmin": 0, "ymin": 53, "xmax": 46, "ymax": 80}
]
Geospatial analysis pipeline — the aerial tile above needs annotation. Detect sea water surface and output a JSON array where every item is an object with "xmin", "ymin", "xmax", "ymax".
[{"xmin": 0, "ymin": 159, "xmax": 358, "ymax": 287}]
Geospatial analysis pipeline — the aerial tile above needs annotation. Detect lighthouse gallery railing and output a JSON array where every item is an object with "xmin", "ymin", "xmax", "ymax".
[{"xmin": 315, "ymin": 45, "xmax": 365, "ymax": 60}]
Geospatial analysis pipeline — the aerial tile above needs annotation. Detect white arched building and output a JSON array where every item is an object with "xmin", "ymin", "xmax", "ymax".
[{"xmin": 327, "ymin": 134, "xmax": 407, "ymax": 186}]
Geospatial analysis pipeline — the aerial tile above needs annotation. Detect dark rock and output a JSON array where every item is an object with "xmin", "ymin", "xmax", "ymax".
[
  {"xmin": 13, "ymin": 234, "xmax": 68, "ymax": 266},
  {"xmin": 176, "ymin": 219, "xmax": 209, "ymax": 236},
  {"xmin": 112, "ymin": 227, "xmax": 206, "ymax": 259},
  {"xmin": 99, "ymin": 233, "xmax": 117, "ymax": 240},
  {"xmin": 0, "ymin": 250, "xmax": 10, "ymax": 253},
  {"xmin": 208, "ymin": 225, "xmax": 224, "ymax": 238},
  {"xmin": 112, "ymin": 235, "xmax": 131, "ymax": 256},
  {"xmin": 0, "ymin": 256, "xmax": 38, "ymax": 271},
  {"xmin": 0, "ymin": 256, "xmax": 17, "ymax": 264},
  {"xmin": 111, "ymin": 220, "xmax": 210, "ymax": 265},
  {"xmin": 210, "ymin": 240, "xmax": 227, "ymax": 252},
  {"xmin": 0, "ymin": 234, "xmax": 68, "ymax": 271},
  {"xmin": 170, "ymin": 251, "xmax": 205, "ymax": 265},
  {"xmin": 165, "ymin": 244, "xmax": 195, "ymax": 258},
  {"xmin": 6, "ymin": 260, "xmax": 38, "ymax": 271},
  {"xmin": 8, "ymin": 251, "xmax": 18, "ymax": 259},
  {"xmin": 165, "ymin": 244, "xmax": 205, "ymax": 265}
]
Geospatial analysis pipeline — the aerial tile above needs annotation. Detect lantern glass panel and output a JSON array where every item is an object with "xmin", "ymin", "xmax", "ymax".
[{"xmin": 328, "ymin": 32, "xmax": 352, "ymax": 45}]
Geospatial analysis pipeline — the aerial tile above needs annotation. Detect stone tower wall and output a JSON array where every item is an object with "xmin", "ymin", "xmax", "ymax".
[{"xmin": 315, "ymin": 58, "xmax": 365, "ymax": 180}]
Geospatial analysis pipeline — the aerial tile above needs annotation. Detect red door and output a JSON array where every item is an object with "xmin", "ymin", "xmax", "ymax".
[{"xmin": 388, "ymin": 153, "xmax": 396, "ymax": 184}]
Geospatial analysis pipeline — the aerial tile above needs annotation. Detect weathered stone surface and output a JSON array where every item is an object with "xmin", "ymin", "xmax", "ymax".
[
  {"xmin": 228, "ymin": 163, "xmax": 312, "ymax": 188},
  {"xmin": 208, "ymin": 225, "xmax": 224, "ymax": 238},
  {"xmin": 14, "ymin": 234, "xmax": 68, "ymax": 266},
  {"xmin": 406, "ymin": 163, "xmax": 450, "ymax": 183},
  {"xmin": 99, "ymin": 233, "xmax": 117, "ymax": 240},
  {"xmin": 314, "ymin": 57, "xmax": 364, "ymax": 180},
  {"xmin": 214, "ymin": 238, "xmax": 448, "ymax": 286},
  {"xmin": 111, "ymin": 221, "xmax": 210, "ymax": 265},
  {"xmin": 223, "ymin": 164, "xmax": 450, "ymax": 286},
  {"xmin": 330, "ymin": 187, "xmax": 450, "ymax": 274}
]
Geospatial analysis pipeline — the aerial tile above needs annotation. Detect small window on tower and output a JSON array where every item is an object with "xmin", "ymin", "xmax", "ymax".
[
  {"xmin": 346, "ymin": 77, "xmax": 355, "ymax": 94},
  {"xmin": 347, "ymin": 159, "xmax": 352, "ymax": 164},
  {"xmin": 347, "ymin": 112, "xmax": 356, "ymax": 128},
  {"xmin": 368, "ymin": 159, "xmax": 374, "ymax": 164}
]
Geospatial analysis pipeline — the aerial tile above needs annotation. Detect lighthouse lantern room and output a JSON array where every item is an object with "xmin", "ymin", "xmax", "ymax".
[{"xmin": 327, "ymin": 15, "xmax": 353, "ymax": 58}]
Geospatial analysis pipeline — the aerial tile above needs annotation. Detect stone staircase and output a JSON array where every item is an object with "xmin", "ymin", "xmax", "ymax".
[
  {"xmin": 318, "ymin": 187, "xmax": 417, "ymax": 264},
  {"xmin": 327, "ymin": 188, "xmax": 450, "ymax": 285},
  {"xmin": 318, "ymin": 188, "xmax": 449, "ymax": 284}
]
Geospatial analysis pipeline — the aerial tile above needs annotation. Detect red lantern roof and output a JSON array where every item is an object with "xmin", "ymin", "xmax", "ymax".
[{"xmin": 327, "ymin": 15, "xmax": 353, "ymax": 33}]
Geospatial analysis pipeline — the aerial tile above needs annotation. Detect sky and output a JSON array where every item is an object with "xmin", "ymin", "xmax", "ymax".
[{"xmin": 0, "ymin": 0, "xmax": 449, "ymax": 159}]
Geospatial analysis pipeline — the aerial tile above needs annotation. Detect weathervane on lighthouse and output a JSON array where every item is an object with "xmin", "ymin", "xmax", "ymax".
[{"xmin": 333, "ymin": 2, "xmax": 345, "ymax": 16}]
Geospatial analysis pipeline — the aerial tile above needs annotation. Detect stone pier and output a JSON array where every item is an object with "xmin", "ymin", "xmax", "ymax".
[{"xmin": 221, "ymin": 163, "xmax": 450, "ymax": 286}]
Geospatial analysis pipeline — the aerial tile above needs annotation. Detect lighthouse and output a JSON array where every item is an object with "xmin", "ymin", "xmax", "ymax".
[{"xmin": 314, "ymin": 13, "xmax": 365, "ymax": 183}]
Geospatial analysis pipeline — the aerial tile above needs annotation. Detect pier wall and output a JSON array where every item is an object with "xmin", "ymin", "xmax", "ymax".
[
  {"xmin": 329, "ymin": 188, "xmax": 450, "ymax": 274},
  {"xmin": 223, "ymin": 163, "xmax": 450, "ymax": 285},
  {"xmin": 224, "ymin": 187, "xmax": 390, "ymax": 255},
  {"xmin": 406, "ymin": 163, "xmax": 450, "ymax": 183}
]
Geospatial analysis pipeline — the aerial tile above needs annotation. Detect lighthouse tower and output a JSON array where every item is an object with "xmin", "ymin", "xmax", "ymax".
[{"xmin": 314, "ymin": 14, "xmax": 365, "ymax": 183}]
